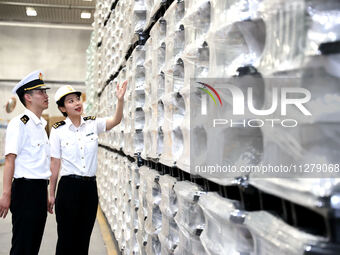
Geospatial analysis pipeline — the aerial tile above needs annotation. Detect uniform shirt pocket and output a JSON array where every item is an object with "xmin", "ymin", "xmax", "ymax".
[
  {"xmin": 30, "ymin": 140, "xmax": 43, "ymax": 151},
  {"xmin": 26, "ymin": 140, "xmax": 46, "ymax": 160},
  {"xmin": 84, "ymin": 134, "xmax": 98, "ymax": 154},
  {"xmin": 61, "ymin": 139, "xmax": 77, "ymax": 159}
]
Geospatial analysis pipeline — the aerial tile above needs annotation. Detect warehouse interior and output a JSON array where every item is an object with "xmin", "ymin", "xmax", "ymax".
[
  {"xmin": 0, "ymin": 0, "xmax": 93, "ymax": 131},
  {"xmin": 1, "ymin": 0, "xmax": 340, "ymax": 254}
]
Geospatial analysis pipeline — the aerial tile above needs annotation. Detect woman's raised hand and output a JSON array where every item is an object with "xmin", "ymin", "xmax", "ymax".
[{"xmin": 116, "ymin": 80, "xmax": 128, "ymax": 101}]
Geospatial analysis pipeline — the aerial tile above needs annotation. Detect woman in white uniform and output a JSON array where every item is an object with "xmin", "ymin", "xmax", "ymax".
[{"xmin": 48, "ymin": 82, "xmax": 127, "ymax": 255}]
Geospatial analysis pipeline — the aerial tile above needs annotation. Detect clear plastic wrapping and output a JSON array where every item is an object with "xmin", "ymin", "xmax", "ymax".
[
  {"xmin": 146, "ymin": 0, "xmax": 167, "ymax": 28},
  {"xmin": 132, "ymin": 0, "xmax": 147, "ymax": 33},
  {"xmin": 258, "ymin": 0, "xmax": 340, "ymax": 74},
  {"xmin": 142, "ymin": 39, "xmax": 156, "ymax": 159},
  {"xmin": 174, "ymin": 181, "xmax": 205, "ymax": 236},
  {"xmin": 91, "ymin": 0, "xmax": 147, "ymax": 91},
  {"xmin": 251, "ymin": 59, "xmax": 340, "ymax": 182},
  {"xmin": 159, "ymin": 91, "xmax": 187, "ymax": 167},
  {"xmin": 137, "ymin": 166, "xmax": 150, "ymax": 249},
  {"xmin": 176, "ymin": 86, "xmax": 190, "ymax": 172},
  {"xmin": 129, "ymin": 226, "xmax": 141, "ymax": 255},
  {"xmin": 129, "ymin": 163, "xmax": 141, "ymax": 252},
  {"xmin": 182, "ymin": 0, "xmax": 211, "ymax": 48},
  {"xmin": 306, "ymin": 0, "xmax": 340, "ymax": 55},
  {"xmin": 175, "ymin": 223, "xmax": 207, "ymax": 255},
  {"xmin": 140, "ymin": 19, "xmax": 168, "ymax": 160},
  {"xmin": 159, "ymin": 175, "xmax": 179, "ymax": 254},
  {"xmin": 159, "ymin": 216, "xmax": 179, "ymax": 255},
  {"xmin": 96, "ymin": 147, "xmax": 328, "ymax": 255},
  {"xmin": 92, "ymin": 1, "xmax": 340, "ymax": 254},
  {"xmin": 151, "ymin": 19, "xmax": 167, "ymax": 98},
  {"xmin": 159, "ymin": 175, "xmax": 178, "ymax": 217},
  {"xmin": 244, "ymin": 211, "xmax": 324, "ymax": 255},
  {"xmin": 97, "ymin": 150, "xmax": 118, "ymax": 232},
  {"xmin": 141, "ymin": 105, "xmax": 154, "ymax": 159},
  {"xmin": 144, "ymin": 170, "xmax": 162, "ymax": 235},
  {"xmin": 124, "ymin": 49, "xmax": 146, "ymax": 156},
  {"xmin": 250, "ymin": 178, "xmax": 340, "ymax": 209},
  {"xmin": 198, "ymin": 192, "xmax": 253, "ymax": 255},
  {"xmin": 146, "ymin": 233, "xmax": 162, "ymax": 255},
  {"xmin": 190, "ymin": 75, "xmax": 264, "ymax": 184},
  {"xmin": 134, "ymin": 107, "xmax": 146, "ymax": 130},
  {"xmin": 258, "ymin": 0, "xmax": 307, "ymax": 74},
  {"xmin": 161, "ymin": 34, "xmax": 210, "ymax": 168},
  {"xmin": 172, "ymin": 181, "xmax": 204, "ymax": 255},
  {"xmin": 207, "ymin": 19, "xmax": 265, "ymax": 77}
]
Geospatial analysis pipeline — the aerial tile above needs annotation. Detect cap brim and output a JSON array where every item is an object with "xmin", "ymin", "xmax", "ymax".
[
  {"xmin": 63, "ymin": 91, "xmax": 81, "ymax": 96},
  {"xmin": 35, "ymin": 87, "xmax": 50, "ymax": 90},
  {"xmin": 56, "ymin": 91, "xmax": 82, "ymax": 103}
]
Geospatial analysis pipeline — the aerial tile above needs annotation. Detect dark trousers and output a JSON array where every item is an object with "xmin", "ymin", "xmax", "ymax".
[
  {"xmin": 55, "ymin": 176, "xmax": 98, "ymax": 255},
  {"xmin": 10, "ymin": 178, "xmax": 48, "ymax": 255}
]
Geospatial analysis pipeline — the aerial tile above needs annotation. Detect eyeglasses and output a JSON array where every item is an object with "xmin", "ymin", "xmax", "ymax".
[{"xmin": 34, "ymin": 89, "xmax": 48, "ymax": 95}]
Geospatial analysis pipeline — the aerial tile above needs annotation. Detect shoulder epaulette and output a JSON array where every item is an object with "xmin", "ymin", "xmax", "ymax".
[
  {"xmin": 20, "ymin": 115, "xmax": 29, "ymax": 124},
  {"xmin": 53, "ymin": 121, "xmax": 66, "ymax": 129},
  {"xmin": 83, "ymin": 116, "xmax": 96, "ymax": 121}
]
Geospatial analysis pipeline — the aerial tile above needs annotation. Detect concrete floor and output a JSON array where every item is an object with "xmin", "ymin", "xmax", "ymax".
[{"xmin": 0, "ymin": 165, "xmax": 107, "ymax": 255}]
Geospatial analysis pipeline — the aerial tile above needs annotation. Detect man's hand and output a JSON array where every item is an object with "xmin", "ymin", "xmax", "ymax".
[
  {"xmin": 1, "ymin": 153, "xmax": 16, "ymax": 219},
  {"xmin": 0, "ymin": 193, "xmax": 11, "ymax": 218},
  {"xmin": 48, "ymin": 195, "xmax": 55, "ymax": 214}
]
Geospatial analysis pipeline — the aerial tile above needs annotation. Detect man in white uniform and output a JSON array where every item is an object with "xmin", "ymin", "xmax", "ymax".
[{"xmin": 0, "ymin": 70, "xmax": 51, "ymax": 255}]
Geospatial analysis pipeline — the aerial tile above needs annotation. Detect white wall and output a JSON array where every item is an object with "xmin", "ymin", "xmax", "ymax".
[
  {"xmin": 0, "ymin": 24, "xmax": 92, "ymax": 81},
  {"xmin": 0, "ymin": 24, "xmax": 91, "ymax": 121}
]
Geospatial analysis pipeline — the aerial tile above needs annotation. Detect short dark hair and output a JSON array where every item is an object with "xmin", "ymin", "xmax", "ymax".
[
  {"xmin": 57, "ymin": 96, "xmax": 68, "ymax": 117},
  {"xmin": 18, "ymin": 90, "xmax": 34, "ymax": 107}
]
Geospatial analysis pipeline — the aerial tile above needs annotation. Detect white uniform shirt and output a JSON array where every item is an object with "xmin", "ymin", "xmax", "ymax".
[
  {"xmin": 5, "ymin": 109, "xmax": 51, "ymax": 179},
  {"xmin": 49, "ymin": 116, "xmax": 106, "ymax": 177}
]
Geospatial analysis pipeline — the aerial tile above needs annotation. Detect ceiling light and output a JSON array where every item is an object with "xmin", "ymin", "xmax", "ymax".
[
  {"xmin": 26, "ymin": 7, "xmax": 37, "ymax": 17},
  {"xmin": 81, "ymin": 11, "xmax": 91, "ymax": 19}
]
